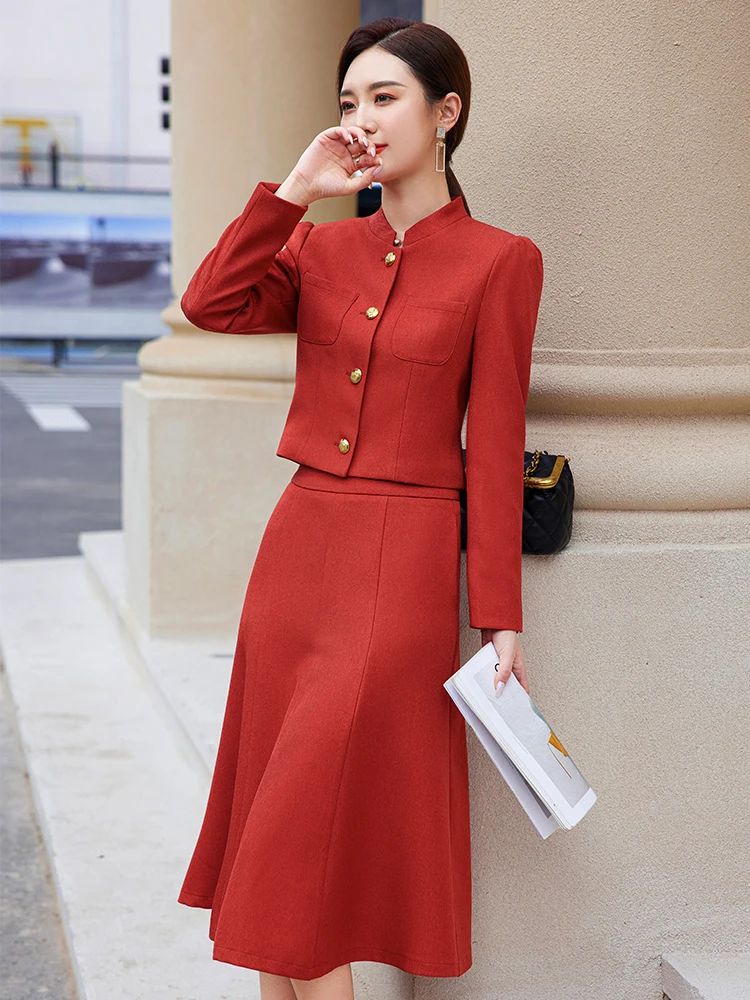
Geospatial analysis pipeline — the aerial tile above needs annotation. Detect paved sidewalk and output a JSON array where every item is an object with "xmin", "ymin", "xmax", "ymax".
[
  {"xmin": 0, "ymin": 553, "xmax": 251, "ymax": 1000},
  {"xmin": 0, "ymin": 663, "xmax": 77, "ymax": 1000}
]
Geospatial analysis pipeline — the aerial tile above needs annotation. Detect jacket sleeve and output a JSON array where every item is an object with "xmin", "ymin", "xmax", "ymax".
[
  {"xmin": 180, "ymin": 180, "xmax": 314, "ymax": 334},
  {"xmin": 464, "ymin": 234, "xmax": 544, "ymax": 633}
]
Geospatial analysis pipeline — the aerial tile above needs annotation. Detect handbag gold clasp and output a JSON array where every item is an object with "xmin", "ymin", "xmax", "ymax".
[{"xmin": 524, "ymin": 450, "xmax": 569, "ymax": 489}]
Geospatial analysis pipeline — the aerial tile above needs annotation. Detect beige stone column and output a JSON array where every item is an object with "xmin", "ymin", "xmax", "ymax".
[
  {"xmin": 426, "ymin": 2, "xmax": 750, "ymax": 998},
  {"xmin": 122, "ymin": 1, "xmax": 359, "ymax": 637}
]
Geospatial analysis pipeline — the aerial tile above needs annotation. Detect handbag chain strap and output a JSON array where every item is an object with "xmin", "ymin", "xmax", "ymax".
[
  {"xmin": 524, "ymin": 449, "xmax": 542, "ymax": 479},
  {"xmin": 524, "ymin": 449, "xmax": 570, "ymax": 489}
]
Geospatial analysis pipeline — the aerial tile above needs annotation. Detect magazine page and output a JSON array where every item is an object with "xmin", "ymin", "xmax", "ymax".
[
  {"xmin": 444, "ymin": 676, "xmax": 559, "ymax": 839},
  {"xmin": 468, "ymin": 649, "xmax": 593, "ymax": 815}
]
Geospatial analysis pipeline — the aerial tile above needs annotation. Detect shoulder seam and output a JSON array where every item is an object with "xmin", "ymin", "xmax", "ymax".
[{"xmin": 477, "ymin": 233, "xmax": 521, "ymax": 303}]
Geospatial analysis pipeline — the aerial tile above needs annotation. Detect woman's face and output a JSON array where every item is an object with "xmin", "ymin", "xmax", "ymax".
[{"xmin": 339, "ymin": 48, "xmax": 451, "ymax": 183}]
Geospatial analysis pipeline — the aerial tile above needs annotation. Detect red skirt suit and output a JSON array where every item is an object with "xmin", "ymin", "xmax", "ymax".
[{"xmin": 177, "ymin": 180, "xmax": 544, "ymax": 980}]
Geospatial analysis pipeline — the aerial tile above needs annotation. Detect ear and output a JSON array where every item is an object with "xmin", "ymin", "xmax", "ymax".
[{"xmin": 438, "ymin": 92, "xmax": 462, "ymax": 132}]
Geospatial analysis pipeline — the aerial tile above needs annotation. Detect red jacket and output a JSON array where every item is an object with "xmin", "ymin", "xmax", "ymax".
[{"xmin": 181, "ymin": 180, "xmax": 544, "ymax": 632}]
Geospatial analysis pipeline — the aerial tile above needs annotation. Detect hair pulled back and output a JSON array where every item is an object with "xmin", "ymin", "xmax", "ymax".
[{"xmin": 336, "ymin": 17, "xmax": 472, "ymax": 216}]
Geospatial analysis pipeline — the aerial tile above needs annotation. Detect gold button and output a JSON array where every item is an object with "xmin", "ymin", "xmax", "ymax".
[
  {"xmin": 350, "ymin": 368, "xmax": 362, "ymax": 383},
  {"xmin": 338, "ymin": 437, "xmax": 350, "ymax": 453},
  {"xmin": 365, "ymin": 306, "xmax": 379, "ymax": 319},
  {"xmin": 384, "ymin": 251, "xmax": 396, "ymax": 266}
]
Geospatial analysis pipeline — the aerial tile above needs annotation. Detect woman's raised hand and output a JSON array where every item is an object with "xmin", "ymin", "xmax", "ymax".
[{"xmin": 280, "ymin": 125, "xmax": 383, "ymax": 205}]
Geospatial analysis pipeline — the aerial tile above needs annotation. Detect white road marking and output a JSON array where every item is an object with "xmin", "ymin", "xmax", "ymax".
[
  {"xmin": 26, "ymin": 404, "xmax": 91, "ymax": 431},
  {"xmin": 0, "ymin": 373, "xmax": 129, "ymax": 408}
]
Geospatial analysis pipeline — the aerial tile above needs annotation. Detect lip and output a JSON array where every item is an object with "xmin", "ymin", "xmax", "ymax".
[{"xmin": 374, "ymin": 144, "xmax": 388, "ymax": 151}]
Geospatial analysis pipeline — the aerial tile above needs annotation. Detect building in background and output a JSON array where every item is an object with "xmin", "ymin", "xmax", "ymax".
[{"xmin": 0, "ymin": 0, "xmax": 172, "ymax": 353}]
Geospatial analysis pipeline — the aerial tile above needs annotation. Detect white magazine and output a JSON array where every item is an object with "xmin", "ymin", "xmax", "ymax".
[{"xmin": 444, "ymin": 641, "xmax": 596, "ymax": 838}]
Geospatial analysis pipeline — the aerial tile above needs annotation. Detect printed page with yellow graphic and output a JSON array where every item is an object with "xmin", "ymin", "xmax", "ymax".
[{"xmin": 445, "ymin": 642, "xmax": 597, "ymax": 834}]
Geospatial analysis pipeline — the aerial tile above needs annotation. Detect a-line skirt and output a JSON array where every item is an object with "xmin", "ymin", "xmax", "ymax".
[{"xmin": 177, "ymin": 463, "xmax": 472, "ymax": 981}]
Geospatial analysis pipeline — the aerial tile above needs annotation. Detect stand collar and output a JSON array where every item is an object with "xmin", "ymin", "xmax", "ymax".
[{"xmin": 367, "ymin": 193, "xmax": 468, "ymax": 246}]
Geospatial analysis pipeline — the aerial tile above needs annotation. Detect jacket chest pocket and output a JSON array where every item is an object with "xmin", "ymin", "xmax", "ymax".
[
  {"xmin": 297, "ymin": 271, "xmax": 359, "ymax": 345},
  {"xmin": 391, "ymin": 296, "xmax": 468, "ymax": 365}
]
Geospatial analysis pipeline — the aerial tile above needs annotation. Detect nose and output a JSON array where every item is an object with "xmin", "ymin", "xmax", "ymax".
[{"xmin": 354, "ymin": 115, "xmax": 374, "ymax": 135}]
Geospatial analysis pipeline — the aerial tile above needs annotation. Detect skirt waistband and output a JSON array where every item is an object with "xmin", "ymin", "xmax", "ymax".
[{"xmin": 291, "ymin": 464, "xmax": 461, "ymax": 501}]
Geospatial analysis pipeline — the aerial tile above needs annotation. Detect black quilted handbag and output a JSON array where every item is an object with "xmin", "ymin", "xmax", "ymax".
[{"xmin": 458, "ymin": 448, "xmax": 574, "ymax": 553}]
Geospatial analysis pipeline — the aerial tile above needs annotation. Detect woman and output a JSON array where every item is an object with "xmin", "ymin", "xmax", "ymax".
[{"xmin": 177, "ymin": 16, "xmax": 543, "ymax": 1000}]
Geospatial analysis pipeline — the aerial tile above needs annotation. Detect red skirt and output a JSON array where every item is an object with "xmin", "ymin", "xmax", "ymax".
[{"xmin": 177, "ymin": 463, "xmax": 472, "ymax": 980}]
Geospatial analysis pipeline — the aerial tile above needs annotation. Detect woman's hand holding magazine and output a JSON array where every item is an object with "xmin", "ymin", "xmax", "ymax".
[
  {"xmin": 481, "ymin": 628, "xmax": 530, "ymax": 697},
  {"xmin": 444, "ymin": 641, "xmax": 597, "ymax": 836}
]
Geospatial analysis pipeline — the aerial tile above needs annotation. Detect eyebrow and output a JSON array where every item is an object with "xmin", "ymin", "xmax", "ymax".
[{"xmin": 339, "ymin": 80, "xmax": 407, "ymax": 99}]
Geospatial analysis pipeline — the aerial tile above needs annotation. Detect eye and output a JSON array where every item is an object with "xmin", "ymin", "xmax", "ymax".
[{"xmin": 339, "ymin": 94, "xmax": 394, "ymax": 114}]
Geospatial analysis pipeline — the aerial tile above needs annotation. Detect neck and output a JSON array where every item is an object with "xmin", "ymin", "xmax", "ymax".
[{"xmin": 379, "ymin": 172, "xmax": 453, "ymax": 241}]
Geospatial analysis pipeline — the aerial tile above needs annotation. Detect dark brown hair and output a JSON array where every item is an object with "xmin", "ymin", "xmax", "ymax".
[{"xmin": 336, "ymin": 17, "xmax": 472, "ymax": 216}]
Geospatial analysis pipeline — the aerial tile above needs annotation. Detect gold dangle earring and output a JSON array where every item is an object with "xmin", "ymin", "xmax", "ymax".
[{"xmin": 435, "ymin": 125, "xmax": 446, "ymax": 172}]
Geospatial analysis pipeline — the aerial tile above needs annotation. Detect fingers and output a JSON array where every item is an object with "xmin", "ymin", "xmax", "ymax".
[
  {"xmin": 350, "ymin": 151, "xmax": 381, "ymax": 174},
  {"xmin": 487, "ymin": 633, "xmax": 529, "ymax": 698},
  {"xmin": 347, "ymin": 128, "xmax": 382, "ymax": 179},
  {"xmin": 492, "ymin": 636, "xmax": 524, "ymax": 696},
  {"xmin": 498, "ymin": 654, "xmax": 514, "ymax": 685},
  {"xmin": 334, "ymin": 125, "xmax": 377, "ymax": 158},
  {"xmin": 345, "ymin": 161, "xmax": 383, "ymax": 193},
  {"xmin": 492, "ymin": 648, "xmax": 514, "ymax": 693},
  {"xmin": 320, "ymin": 126, "xmax": 382, "ymax": 192}
]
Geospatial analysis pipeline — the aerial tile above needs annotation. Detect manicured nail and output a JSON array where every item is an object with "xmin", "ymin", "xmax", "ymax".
[{"xmin": 494, "ymin": 682, "xmax": 505, "ymax": 698}]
